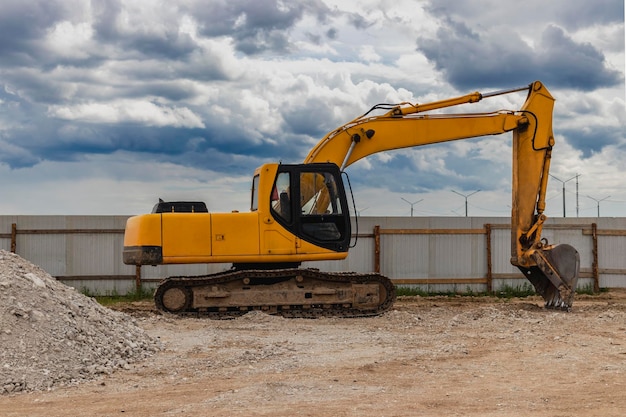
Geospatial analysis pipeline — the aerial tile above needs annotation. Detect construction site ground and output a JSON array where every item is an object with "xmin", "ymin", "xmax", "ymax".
[{"xmin": 2, "ymin": 291, "xmax": 625, "ymax": 417}]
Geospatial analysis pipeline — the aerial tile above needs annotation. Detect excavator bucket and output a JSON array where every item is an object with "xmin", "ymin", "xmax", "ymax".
[{"xmin": 517, "ymin": 244, "xmax": 580, "ymax": 310}]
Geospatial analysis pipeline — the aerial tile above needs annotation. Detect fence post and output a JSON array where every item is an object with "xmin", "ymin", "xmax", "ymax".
[
  {"xmin": 591, "ymin": 223, "xmax": 599, "ymax": 292},
  {"xmin": 374, "ymin": 225, "xmax": 381, "ymax": 273},
  {"xmin": 485, "ymin": 224, "xmax": 493, "ymax": 293},
  {"xmin": 10, "ymin": 223, "xmax": 17, "ymax": 253},
  {"xmin": 135, "ymin": 265, "xmax": 142, "ymax": 294}
]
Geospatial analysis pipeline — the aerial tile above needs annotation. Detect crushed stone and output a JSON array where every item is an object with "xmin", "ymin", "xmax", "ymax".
[{"xmin": 0, "ymin": 250, "xmax": 162, "ymax": 394}]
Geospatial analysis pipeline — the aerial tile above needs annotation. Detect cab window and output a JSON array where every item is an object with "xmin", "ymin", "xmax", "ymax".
[
  {"xmin": 300, "ymin": 172, "xmax": 343, "ymax": 215},
  {"xmin": 270, "ymin": 172, "xmax": 292, "ymax": 223},
  {"xmin": 250, "ymin": 175, "xmax": 260, "ymax": 211}
]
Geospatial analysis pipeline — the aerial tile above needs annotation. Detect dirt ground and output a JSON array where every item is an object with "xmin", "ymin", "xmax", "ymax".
[{"xmin": 2, "ymin": 291, "xmax": 625, "ymax": 417}]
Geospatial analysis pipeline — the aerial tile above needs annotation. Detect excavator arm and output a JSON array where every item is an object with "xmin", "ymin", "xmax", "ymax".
[{"xmin": 303, "ymin": 80, "xmax": 579, "ymax": 309}]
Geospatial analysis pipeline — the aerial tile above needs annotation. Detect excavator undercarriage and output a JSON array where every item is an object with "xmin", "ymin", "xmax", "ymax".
[{"xmin": 154, "ymin": 268, "xmax": 396, "ymax": 318}]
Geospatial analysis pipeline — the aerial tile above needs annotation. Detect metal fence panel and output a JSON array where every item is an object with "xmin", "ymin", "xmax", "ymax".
[
  {"xmin": 2, "ymin": 215, "xmax": 626, "ymax": 295},
  {"xmin": 383, "ymin": 234, "xmax": 430, "ymax": 278},
  {"xmin": 15, "ymin": 216, "xmax": 69, "ymax": 277}
]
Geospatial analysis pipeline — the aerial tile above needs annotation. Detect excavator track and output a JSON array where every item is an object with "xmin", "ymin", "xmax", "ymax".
[{"xmin": 154, "ymin": 268, "xmax": 396, "ymax": 319}]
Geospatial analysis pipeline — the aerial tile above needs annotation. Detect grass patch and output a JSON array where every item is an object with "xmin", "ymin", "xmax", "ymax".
[
  {"xmin": 576, "ymin": 283, "xmax": 595, "ymax": 295},
  {"xmin": 397, "ymin": 281, "xmax": 599, "ymax": 299},
  {"xmin": 396, "ymin": 286, "xmax": 431, "ymax": 297},
  {"xmin": 81, "ymin": 286, "xmax": 154, "ymax": 305},
  {"xmin": 396, "ymin": 285, "xmax": 534, "ymax": 299},
  {"xmin": 396, "ymin": 285, "xmax": 489, "ymax": 298},
  {"xmin": 495, "ymin": 283, "xmax": 536, "ymax": 299}
]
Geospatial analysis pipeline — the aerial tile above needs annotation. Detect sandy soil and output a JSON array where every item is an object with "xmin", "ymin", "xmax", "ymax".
[{"xmin": 2, "ymin": 292, "xmax": 625, "ymax": 417}]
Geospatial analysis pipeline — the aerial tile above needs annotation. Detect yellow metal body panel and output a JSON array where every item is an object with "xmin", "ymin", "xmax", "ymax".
[
  {"xmin": 297, "ymin": 238, "xmax": 347, "ymax": 259},
  {"xmin": 261, "ymin": 229, "xmax": 296, "ymax": 255},
  {"xmin": 210, "ymin": 212, "xmax": 259, "ymax": 257},
  {"xmin": 256, "ymin": 163, "xmax": 296, "ymax": 256},
  {"xmin": 123, "ymin": 214, "xmax": 162, "ymax": 247},
  {"xmin": 124, "ymin": 191, "xmax": 348, "ymax": 265},
  {"xmin": 162, "ymin": 213, "xmax": 212, "ymax": 258}
]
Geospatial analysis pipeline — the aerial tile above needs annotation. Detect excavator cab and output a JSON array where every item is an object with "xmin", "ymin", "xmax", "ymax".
[{"xmin": 263, "ymin": 163, "xmax": 352, "ymax": 254}]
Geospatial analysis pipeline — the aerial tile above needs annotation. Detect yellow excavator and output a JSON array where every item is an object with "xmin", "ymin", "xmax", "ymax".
[{"xmin": 123, "ymin": 80, "xmax": 580, "ymax": 317}]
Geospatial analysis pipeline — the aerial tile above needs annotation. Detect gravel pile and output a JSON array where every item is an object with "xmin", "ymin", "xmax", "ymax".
[{"xmin": 0, "ymin": 250, "xmax": 161, "ymax": 394}]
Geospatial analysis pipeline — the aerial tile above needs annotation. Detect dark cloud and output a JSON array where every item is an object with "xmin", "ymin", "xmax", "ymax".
[
  {"xmin": 554, "ymin": 0, "xmax": 624, "ymax": 30},
  {"xmin": 345, "ymin": 12, "xmax": 374, "ymax": 30},
  {"xmin": 560, "ymin": 125, "xmax": 625, "ymax": 158},
  {"xmin": 91, "ymin": 0, "xmax": 123, "ymax": 42},
  {"xmin": 191, "ymin": 0, "xmax": 332, "ymax": 55},
  {"xmin": 540, "ymin": 25, "xmax": 623, "ymax": 89},
  {"xmin": 91, "ymin": 1, "xmax": 197, "ymax": 61},
  {"xmin": 122, "ymin": 82, "xmax": 200, "ymax": 103},
  {"xmin": 0, "ymin": 0, "xmax": 199, "ymax": 72},
  {"xmin": 0, "ymin": 105, "xmax": 305, "ymax": 172},
  {"xmin": 417, "ymin": 19, "xmax": 622, "ymax": 90},
  {"xmin": 0, "ymin": 1, "xmax": 74, "ymax": 66},
  {"xmin": 235, "ymin": 30, "xmax": 291, "ymax": 55},
  {"xmin": 0, "ymin": 87, "xmax": 48, "ymax": 168},
  {"xmin": 426, "ymin": 0, "xmax": 624, "ymax": 31},
  {"xmin": 282, "ymin": 97, "xmax": 339, "ymax": 137},
  {"xmin": 120, "ymin": 32, "xmax": 196, "ymax": 61},
  {"xmin": 305, "ymin": 32, "xmax": 323, "ymax": 45}
]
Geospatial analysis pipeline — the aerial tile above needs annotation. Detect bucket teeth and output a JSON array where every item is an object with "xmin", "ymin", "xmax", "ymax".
[
  {"xmin": 545, "ymin": 298, "xmax": 571, "ymax": 312},
  {"xmin": 542, "ymin": 288, "xmax": 572, "ymax": 311}
]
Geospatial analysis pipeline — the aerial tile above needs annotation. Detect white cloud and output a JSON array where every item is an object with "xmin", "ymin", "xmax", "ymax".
[
  {"xmin": 47, "ymin": 100, "xmax": 205, "ymax": 128},
  {"xmin": 45, "ymin": 21, "xmax": 94, "ymax": 59},
  {"xmin": 358, "ymin": 45, "xmax": 381, "ymax": 63}
]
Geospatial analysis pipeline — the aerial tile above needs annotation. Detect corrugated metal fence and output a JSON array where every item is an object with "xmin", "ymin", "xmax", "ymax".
[{"xmin": 1, "ymin": 215, "xmax": 625, "ymax": 295}]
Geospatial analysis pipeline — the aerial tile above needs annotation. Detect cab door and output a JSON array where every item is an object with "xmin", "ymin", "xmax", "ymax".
[{"xmin": 269, "ymin": 163, "xmax": 351, "ymax": 254}]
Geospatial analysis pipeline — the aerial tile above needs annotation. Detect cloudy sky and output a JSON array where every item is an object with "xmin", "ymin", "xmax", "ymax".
[{"xmin": 0, "ymin": 0, "xmax": 624, "ymax": 218}]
